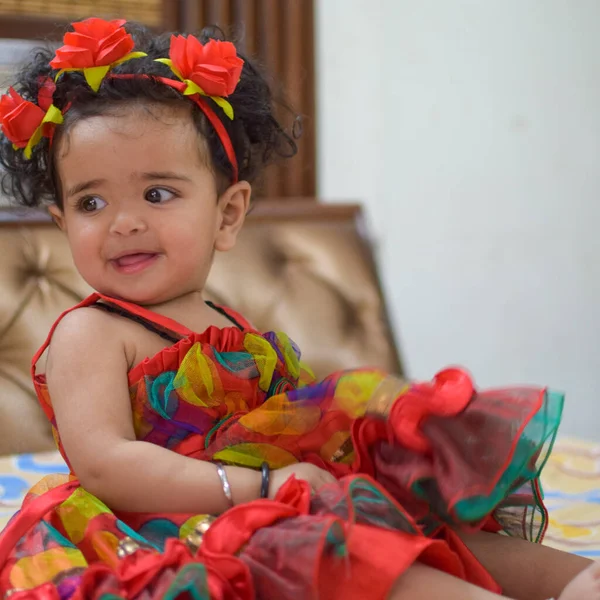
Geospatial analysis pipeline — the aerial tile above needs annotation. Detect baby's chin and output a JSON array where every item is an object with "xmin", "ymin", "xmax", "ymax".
[
  {"xmin": 89, "ymin": 282, "xmax": 179, "ymax": 307},
  {"xmin": 81, "ymin": 268, "xmax": 205, "ymax": 306}
]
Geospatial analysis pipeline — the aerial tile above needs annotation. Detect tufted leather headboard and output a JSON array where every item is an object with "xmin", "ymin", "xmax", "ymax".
[{"xmin": 0, "ymin": 200, "xmax": 402, "ymax": 456}]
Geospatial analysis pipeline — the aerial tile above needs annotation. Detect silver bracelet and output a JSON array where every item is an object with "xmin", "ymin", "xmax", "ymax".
[{"xmin": 214, "ymin": 461, "xmax": 234, "ymax": 508}]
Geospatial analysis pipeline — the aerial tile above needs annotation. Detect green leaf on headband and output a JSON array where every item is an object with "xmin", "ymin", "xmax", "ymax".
[
  {"xmin": 83, "ymin": 66, "xmax": 111, "ymax": 92},
  {"xmin": 114, "ymin": 51, "xmax": 148, "ymax": 66},
  {"xmin": 155, "ymin": 58, "xmax": 184, "ymax": 82},
  {"xmin": 182, "ymin": 79, "xmax": 205, "ymax": 97},
  {"xmin": 211, "ymin": 96, "xmax": 234, "ymax": 120},
  {"xmin": 43, "ymin": 105, "xmax": 64, "ymax": 126},
  {"xmin": 24, "ymin": 125, "xmax": 43, "ymax": 159}
]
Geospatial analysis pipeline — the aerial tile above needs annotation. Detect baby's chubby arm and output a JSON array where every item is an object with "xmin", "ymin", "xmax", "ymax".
[{"xmin": 46, "ymin": 307, "xmax": 262, "ymax": 514}]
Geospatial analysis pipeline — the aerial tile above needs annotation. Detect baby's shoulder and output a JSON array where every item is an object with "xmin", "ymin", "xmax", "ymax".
[
  {"xmin": 48, "ymin": 305, "xmax": 125, "ymax": 356},
  {"xmin": 42, "ymin": 305, "xmax": 133, "ymax": 383}
]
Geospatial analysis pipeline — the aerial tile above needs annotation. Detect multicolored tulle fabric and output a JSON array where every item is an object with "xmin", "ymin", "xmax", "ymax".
[{"xmin": 0, "ymin": 293, "xmax": 564, "ymax": 599}]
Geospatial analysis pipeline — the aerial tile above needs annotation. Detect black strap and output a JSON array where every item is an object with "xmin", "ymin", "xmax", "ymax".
[
  {"xmin": 94, "ymin": 300, "xmax": 244, "ymax": 344},
  {"xmin": 94, "ymin": 302, "xmax": 181, "ymax": 343},
  {"xmin": 205, "ymin": 300, "xmax": 245, "ymax": 331}
]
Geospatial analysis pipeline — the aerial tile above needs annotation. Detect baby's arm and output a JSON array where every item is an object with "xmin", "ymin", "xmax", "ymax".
[{"xmin": 46, "ymin": 308, "xmax": 261, "ymax": 514}]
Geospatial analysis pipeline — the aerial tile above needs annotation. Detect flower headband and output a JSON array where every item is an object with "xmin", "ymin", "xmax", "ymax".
[{"xmin": 0, "ymin": 18, "xmax": 243, "ymax": 180}]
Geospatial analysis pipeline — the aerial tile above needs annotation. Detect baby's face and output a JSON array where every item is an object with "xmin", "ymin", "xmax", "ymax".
[{"xmin": 49, "ymin": 103, "xmax": 230, "ymax": 305}]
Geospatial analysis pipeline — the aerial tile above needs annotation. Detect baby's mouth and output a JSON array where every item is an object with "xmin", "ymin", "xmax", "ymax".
[{"xmin": 111, "ymin": 253, "xmax": 159, "ymax": 274}]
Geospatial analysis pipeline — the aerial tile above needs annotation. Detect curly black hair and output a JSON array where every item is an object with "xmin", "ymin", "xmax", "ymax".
[{"xmin": 0, "ymin": 23, "xmax": 299, "ymax": 209}]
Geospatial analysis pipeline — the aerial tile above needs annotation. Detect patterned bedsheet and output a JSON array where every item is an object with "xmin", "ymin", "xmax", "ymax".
[{"xmin": 1, "ymin": 440, "xmax": 599, "ymax": 557}]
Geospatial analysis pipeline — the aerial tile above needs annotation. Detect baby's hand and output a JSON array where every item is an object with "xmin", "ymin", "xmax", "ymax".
[{"xmin": 268, "ymin": 463, "xmax": 337, "ymax": 499}]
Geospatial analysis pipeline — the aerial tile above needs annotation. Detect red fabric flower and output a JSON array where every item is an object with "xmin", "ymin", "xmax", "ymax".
[
  {"xmin": 273, "ymin": 475, "xmax": 313, "ymax": 513},
  {"xmin": 0, "ymin": 79, "xmax": 63, "ymax": 157},
  {"xmin": 50, "ymin": 18, "xmax": 135, "ymax": 70},
  {"xmin": 389, "ymin": 368, "xmax": 474, "ymax": 453},
  {"xmin": 169, "ymin": 35, "xmax": 244, "ymax": 97},
  {"xmin": 0, "ymin": 88, "xmax": 44, "ymax": 148},
  {"xmin": 0, "ymin": 80, "xmax": 62, "ymax": 156}
]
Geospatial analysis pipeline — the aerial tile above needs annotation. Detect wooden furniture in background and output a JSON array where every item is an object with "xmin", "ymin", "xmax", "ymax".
[
  {"xmin": 176, "ymin": 0, "xmax": 315, "ymax": 198},
  {"xmin": 0, "ymin": 0, "xmax": 168, "ymax": 34},
  {"xmin": 0, "ymin": 0, "xmax": 316, "ymax": 198}
]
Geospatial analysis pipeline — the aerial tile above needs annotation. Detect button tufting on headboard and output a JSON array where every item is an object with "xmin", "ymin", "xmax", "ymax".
[{"xmin": 0, "ymin": 201, "xmax": 402, "ymax": 456}]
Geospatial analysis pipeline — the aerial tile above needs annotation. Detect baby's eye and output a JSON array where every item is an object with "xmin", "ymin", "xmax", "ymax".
[
  {"xmin": 78, "ymin": 196, "xmax": 107, "ymax": 213},
  {"xmin": 145, "ymin": 188, "xmax": 176, "ymax": 204}
]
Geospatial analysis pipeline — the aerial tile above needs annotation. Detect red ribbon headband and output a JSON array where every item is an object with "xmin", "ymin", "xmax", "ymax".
[{"xmin": 0, "ymin": 18, "xmax": 243, "ymax": 182}]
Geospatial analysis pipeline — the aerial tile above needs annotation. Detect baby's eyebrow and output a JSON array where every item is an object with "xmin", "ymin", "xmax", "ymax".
[
  {"xmin": 140, "ymin": 171, "xmax": 193, "ymax": 183},
  {"xmin": 66, "ymin": 179, "xmax": 105, "ymax": 198}
]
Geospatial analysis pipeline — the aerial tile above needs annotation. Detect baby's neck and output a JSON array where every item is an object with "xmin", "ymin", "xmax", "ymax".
[
  {"xmin": 144, "ymin": 290, "xmax": 206, "ymax": 317},
  {"xmin": 128, "ymin": 290, "xmax": 232, "ymax": 332}
]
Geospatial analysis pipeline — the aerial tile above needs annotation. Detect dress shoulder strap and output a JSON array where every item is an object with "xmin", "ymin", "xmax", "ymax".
[
  {"xmin": 205, "ymin": 301, "xmax": 254, "ymax": 331},
  {"xmin": 30, "ymin": 293, "xmax": 194, "ymax": 379},
  {"xmin": 96, "ymin": 293, "xmax": 195, "ymax": 337},
  {"xmin": 31, "ymin": 293, "xmax": 255, "ymax": 378}
]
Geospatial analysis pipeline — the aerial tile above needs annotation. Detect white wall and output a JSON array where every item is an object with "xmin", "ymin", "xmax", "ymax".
[{"xmin": 316, "ymin": 0, "xmax": 600, "ymax": 439}]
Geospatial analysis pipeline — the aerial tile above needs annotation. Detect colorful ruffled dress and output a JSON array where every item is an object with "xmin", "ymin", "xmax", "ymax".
[{"xmin": 0, "ymin": 293, "xmax": 563, "ymax": 599}]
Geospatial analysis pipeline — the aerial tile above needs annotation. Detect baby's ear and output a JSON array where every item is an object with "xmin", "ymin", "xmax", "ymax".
[
  {"xmin": 214, "ymin": 181, "xmax": 251, "ymax": 252},
  {"xmin": 48, "ymin": 204, "xmax": 66, "ymax": 231}
]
